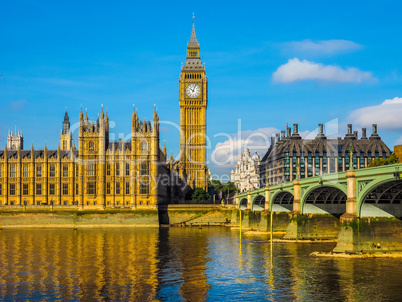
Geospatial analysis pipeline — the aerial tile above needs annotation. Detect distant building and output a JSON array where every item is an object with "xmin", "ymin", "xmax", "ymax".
[
  {"xmin": 259, "ymin": 123, "xmax": 392, "ymax": 186},
  {"xmin": 231, "ymin": 148, "xmax": 261, "ymax": 192},
  {"xmin": 7, "ymin": 129, "xmax": 23, "ymax": 151}
]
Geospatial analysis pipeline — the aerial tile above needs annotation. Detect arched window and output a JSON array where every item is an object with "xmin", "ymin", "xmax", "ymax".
[{"xmin": 89, "ymin": 142, "xmax": 94, "ymax": 151}]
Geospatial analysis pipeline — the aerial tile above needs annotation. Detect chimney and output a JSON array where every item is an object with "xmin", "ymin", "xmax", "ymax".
[
  {"xmin": 345, "ymin": 124, "xmax": 356, "ymax": 139},
  {"xmin": 287, "ymin": 127, "xmax": 291, "ymax": 138},
  {"xmin": 370, "ymin": 123, "xmax": 380, "ymax": 140},
  {"xmin": 316, "ymin": 123, "xmax": 326, "ymax": 139},
  {"xmin": 354, "ymin": 131, "xmax": 358, "ymax": 139},
  {"xmin": 291, "ymin": 123, "xmax": 301, "ymax": 139},
  {"xmin": 276, "ymin": 133, "xmax": 280, "ymax": 142},
  {"xmin": 361, "ymin": 128, "xmax": 367, "ymax": 139},
  {"xmin": 281, "ymin": 131, "xmax": 285, "ymax": 140}
]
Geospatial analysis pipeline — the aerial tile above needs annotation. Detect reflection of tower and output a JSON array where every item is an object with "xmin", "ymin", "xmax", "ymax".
[
  {"xmin": 160, "ymin": 228, "xmax": 210, "ymax": 301},
  {"xmin": 7, "ymin": 129, "xmax": 23, "ymax": 150},
  {"xmin": 60, "ymin": 110, "xmax": 72, "ymax": 150},
  {"xmin": 179, "ymin": 15, "xmax": 208, "ymax": 190}
]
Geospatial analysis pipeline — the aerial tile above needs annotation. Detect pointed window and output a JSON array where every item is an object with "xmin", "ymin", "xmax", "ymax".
[
  {"xmin": 10, "ymin": 164, "xmax": 16, "ymax": 178},
  {"xmin": 23, "ymin": 165, "xmax": 29, "ymax": 177},
  {"xmin": 142, "ymin": 141, "xmax": 148, "ymax": 152}
]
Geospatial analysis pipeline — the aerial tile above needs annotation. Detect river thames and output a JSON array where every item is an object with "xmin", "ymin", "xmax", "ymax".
[{"xmin": 0, "ymin": 227, "xmax": 402, "ymax": 301}]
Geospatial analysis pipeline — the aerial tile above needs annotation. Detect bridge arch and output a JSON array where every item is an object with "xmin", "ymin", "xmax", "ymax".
[
  {"xmin": 359, "ymin": 179, "xmax": 402, "ymax": 218},
  {"xmin": 270, "ymin": 190, "xmax": 294, "ymax": 212},
  {"xmin": 301, "ymin": 184, "xmax": 347, "ymax": 215},
  {"xmin": 252, "ymin": 194, "xmax": 265, "ymax": 211},
  {"xmin": 239, "ymin": 198, "xmax": 248, "ymax": 210}
]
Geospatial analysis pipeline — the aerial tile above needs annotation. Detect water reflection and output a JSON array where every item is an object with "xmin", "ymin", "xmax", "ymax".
[{"xmin": 0, "ymin": 228, "xmax": 402, "ymax": 301}]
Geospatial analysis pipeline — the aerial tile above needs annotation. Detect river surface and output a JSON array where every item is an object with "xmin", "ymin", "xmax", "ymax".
[{"xmin": 0, "ymin": 227, "xmax": 402, "ymax": 301}]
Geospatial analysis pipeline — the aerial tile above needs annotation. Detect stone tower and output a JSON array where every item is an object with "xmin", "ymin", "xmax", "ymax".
[
  {"xmin": 179, "ymin": 15, "xmax": 208, "ymax": 190},
  {"xmin": 7, "ymin": 129, "xmax": 23, "ymax": 150},
  {"xmin": 60, "ymin": 110, "xmax": 73, "ymax": 150}
]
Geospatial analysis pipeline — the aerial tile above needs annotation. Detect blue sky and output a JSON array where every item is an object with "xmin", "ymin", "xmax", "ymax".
[{"xmin": 1, "ymin": 0, "xmax": 402, "ymax": 177}]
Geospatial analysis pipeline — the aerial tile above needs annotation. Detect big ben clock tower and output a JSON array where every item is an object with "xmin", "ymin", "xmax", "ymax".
[{"xmin": 179, "ymin": 15, "xmax": 208, "ymax": 190}]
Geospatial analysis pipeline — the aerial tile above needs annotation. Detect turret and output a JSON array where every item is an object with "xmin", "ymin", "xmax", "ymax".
[
  {"xmin": 60, "ymin": 110, "xmax": 72, "ymax": 150},
  {"xmin": 62, "ymin": 110, "xmax": 70, "ymax": 135},
  {"xmin": 131, "ymin": 106, "xmax": 138, "ymax": 132},
  {"xmin": 84, "ymin": 110, "xmax": 89, "ymax": 127},
  {"xmin": 163, "ymin": 141, "xmax": 167, "ymax": 157},
  {"xmin": 153, "ymin": 106, "xmax": 159, "ymax": 134},
  {"xmin": 7, "ymin": 127, "xmax": 24, "ymax": 150}
]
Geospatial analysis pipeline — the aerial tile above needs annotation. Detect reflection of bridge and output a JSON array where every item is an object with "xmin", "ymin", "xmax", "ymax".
[{"xmin": 237, "ymin": 163, "xmax": 402, "ymax": 219}]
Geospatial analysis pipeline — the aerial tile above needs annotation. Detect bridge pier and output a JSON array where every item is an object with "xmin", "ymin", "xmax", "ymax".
[
  {"xmin": 292, "ymin": 179, "xmax": 301, "ymax": 214},
  {"xmin": 341, "ymin": 170, "xmax": 358, "ymax": 221},
  {"xmin": 258, "ymin": 211, "xmax": 290, "ymax": 232},
  {"xmin": 333, "ymin": 217, "xmax": 402, "ymax": 253},
  {"xmin": 283, "ymin": 213, "xmax": 340, "ymax": 240},
  {"xmin": 247, "ymin": 191, "xmax": 252, "ymax": 210},
  {"xmin": 264, "ymin": 187, "xmax": 270, "ymax": 211},
  {"xmin": 241, "ymin": 210, "xmax": 261, "ymax": 229}
]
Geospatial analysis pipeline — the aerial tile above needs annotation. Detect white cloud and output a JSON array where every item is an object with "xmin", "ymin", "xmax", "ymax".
[
  {"xmin": 283, "ymin": 39, "xmax": 363, "ymax": 55},
  {"xmin": 272, "ymin": 58, "xmax": 375, "ymax": 84},
  {"xmin": 211, "ymin": 127, "xmax": 278, "ymax": 170},
  {"xmin": 349, "ymin": 97, "xmax": 402, "ymax": 131},
  {"xmin": 395, "ymin": 136, "xmax": 402, "ymax": 145}
]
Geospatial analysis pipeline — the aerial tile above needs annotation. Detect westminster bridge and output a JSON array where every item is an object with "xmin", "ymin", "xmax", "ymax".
[{"xmin": 236, "ymin": 163, "xmax": 402, "ymax": 253}]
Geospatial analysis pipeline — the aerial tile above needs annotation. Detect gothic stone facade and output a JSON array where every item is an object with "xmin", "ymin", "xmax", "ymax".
[
  {"xmin": 178, "ymin": 18, "xmax": 208, "ymax": 190},
  {"xmin": 0, "ymin": 108, "xmax": 169, "ymax": 208}
]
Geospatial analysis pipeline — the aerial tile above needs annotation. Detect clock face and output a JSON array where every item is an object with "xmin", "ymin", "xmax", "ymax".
[{"xmin": 186, "ymin": 84, "xmax": 200, "ymax": 98}]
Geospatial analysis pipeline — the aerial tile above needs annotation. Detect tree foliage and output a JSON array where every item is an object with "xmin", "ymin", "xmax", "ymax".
[
  {"xmin": 192, "ymin": 187, "xmax": 211, "ymax": 201},
  {"xmin": 367, "ymin": 153, "xmax": 399, "ymax": 167},
  {"xmin": 208, "ymin": 180, "xmax": 238, "ymax": 194}
]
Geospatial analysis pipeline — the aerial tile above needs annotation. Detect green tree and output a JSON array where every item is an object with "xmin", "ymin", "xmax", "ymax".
[
  {"xmin": 192, "ymin": 187, "xmax": 211, "ymax": 201},
  {"xmin": 368, "ymin": 153, "xmax": 400, "ymax": 167},
  {"xmin": 209, "ymin": 180, "xmax": 238, "ymax": 195}
]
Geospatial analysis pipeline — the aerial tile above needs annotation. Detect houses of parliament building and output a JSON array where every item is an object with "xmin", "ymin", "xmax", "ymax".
[{"xmin": 0, "ymin": 18, "xmax": 208, "ymax": 208}]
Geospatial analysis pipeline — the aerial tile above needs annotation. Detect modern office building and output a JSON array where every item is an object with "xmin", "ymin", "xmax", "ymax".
[{"xmin": 259, "ymin": 123, "xmax": 392, "ymax": 186}]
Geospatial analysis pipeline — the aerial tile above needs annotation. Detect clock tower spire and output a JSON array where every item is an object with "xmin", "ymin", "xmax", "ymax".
[{"xmin": 179, "ymin": 15, "xmax": 208, "ymax": 190}]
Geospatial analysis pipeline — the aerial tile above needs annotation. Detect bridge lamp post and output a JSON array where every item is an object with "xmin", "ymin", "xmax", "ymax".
[{"xmin": 349, "ymin": 144, "xmax": 354, "ymax": 170}]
